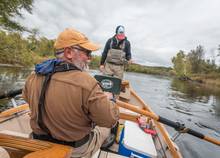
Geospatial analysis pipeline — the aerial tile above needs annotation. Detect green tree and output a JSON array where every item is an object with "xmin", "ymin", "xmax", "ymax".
[
  {"xmin": 27, "ymin": 28, "xmax": 39, "ymax": 51},
  {"xmin": 0, "ymin": 0, "xmax": 33, "ymax": 31},
  {"xmin": 185, "ymin": 56, "xmax": 192, "ymax": 75},
  {"xmin": 172, "ymin": 50, "xmax": 186, "ymax": 76},
  {"xmin": 172, "ymin": 45, "xmax": 219, "ymax": 76},
  {"xmin": 201, "ymin": 59, "xmax": 217, "ymax": 73},
  {"xmin": 34, "ymin": 37, "xmax": 54, "ymax": 57},
  {"xmin": 0, "ymin": 31, "xmax": 32, "ymax": 65},
  {"xmin": 27, "ymin": 30, "xmax": 55, "ymax": 57},
  {"xmin": 187, "ymin": 45, "xmax": 204, "ymax": 73}
]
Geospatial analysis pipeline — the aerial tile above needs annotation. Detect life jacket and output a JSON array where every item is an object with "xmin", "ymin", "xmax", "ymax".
[{"xmin": 106, "ymin": 39, "xmax": 127, "ymax": 65}]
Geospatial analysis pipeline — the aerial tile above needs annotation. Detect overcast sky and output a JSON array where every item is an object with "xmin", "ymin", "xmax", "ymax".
[{"xmin": 17, "ymin": 0, "xmax": 220, "ymax": 67}]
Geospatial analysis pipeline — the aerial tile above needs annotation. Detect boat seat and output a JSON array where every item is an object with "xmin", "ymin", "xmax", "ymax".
[
  {"xmin": 121, "ymin": 80, "xmax": 130, "ymax": 88},
  {"xmin": 119, "ymin": 87, "xmax": 130, "ymax": 100},
  {"xmin": 0, "ymin": 133, "xmax": 72, "ymax": 158},
  {"xmin": 0, "ymin": 130, "xmax": 102, "ymax": 158},
  {"xmin": 119, "ymin": 87, "xmax": 130, "ymax": 101}
]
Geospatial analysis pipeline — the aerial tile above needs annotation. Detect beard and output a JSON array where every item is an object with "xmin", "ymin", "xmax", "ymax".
[{"xmin": 71, "ymin": 58, "xmax": 90, "ymax": 71}]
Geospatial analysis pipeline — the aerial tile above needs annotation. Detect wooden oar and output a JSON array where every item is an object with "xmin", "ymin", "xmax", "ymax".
[
  {"xmin": 0, "ymin": 89, "xmax": 22, "ymax": 99},
  {"xmin": 116, "ymin": 100, "xmax": 220, "ymax": 146},
  {"xmin": 0, "ymin": 104, "xmax": 29, "ymax": 118}
]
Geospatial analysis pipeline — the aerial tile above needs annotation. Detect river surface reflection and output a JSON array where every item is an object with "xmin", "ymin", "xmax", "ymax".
[
  {"xmin": 0, "ymin": 67, "xmax": 31, "ymax": 111},
  {"xmin": 0, "ymin": 67, "xmax": 220, "ymax": 158},
  {"xmin": 125, "ymin": 72, "xmax": 220, "ymax": 158}
]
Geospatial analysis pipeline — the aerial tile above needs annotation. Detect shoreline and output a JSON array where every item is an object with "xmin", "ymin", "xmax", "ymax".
[
  {"xmin": 191, "ymin": 76, "xmax": 220, "ymax": 88},
  {"xmin": 179, "ymin": 74, "xmax": 220, "ymax": 88},
  {"xmin": 1, "ymin": 63, "xmax": 220, "ymax": 88},
  {"xmin": 0, "ymin": 63, "xmax": 23, "ymax": 68}
]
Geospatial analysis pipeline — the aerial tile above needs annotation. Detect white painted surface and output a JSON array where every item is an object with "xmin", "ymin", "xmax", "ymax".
[
  {"xmin": 123, "ymin": 121, "xmax": 157, "ymax": 157},
  {"xmin": 0, "ymin": 130, "xmax": 29, "ymax": 138}
]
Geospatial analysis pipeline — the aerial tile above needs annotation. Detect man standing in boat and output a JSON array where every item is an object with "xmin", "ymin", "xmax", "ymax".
[
  {"xmin": 100, "ymin": 25, "xmax": 132, "ymax": 79},
  {"xmin": 22, "ymin": 28, "xmax": 119, "ymax": 157}
]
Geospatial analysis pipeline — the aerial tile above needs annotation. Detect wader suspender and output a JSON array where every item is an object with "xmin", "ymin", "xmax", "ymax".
[{"xmin": 37, "ymin": 63, "xmax": 81, "ymax": 136}]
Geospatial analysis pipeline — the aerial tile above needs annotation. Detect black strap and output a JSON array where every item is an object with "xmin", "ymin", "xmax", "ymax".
[
  {"xmin": 107, "ymin": 61, "xmax": 124, "ymax": 66},
  {"xmin": 38, "ymin": 73, "xmax": 53, "ymax": 134},
  {"xmin": 37, "ymin": 62, "xmax": 80, "ymax": 137},
  {"xmin": 54, "ymin": 63, "xmax": 80, "ymax": 73},
  {"xmin": 33, "ymin": 132, "xmax": 92, "ymax": 148}
]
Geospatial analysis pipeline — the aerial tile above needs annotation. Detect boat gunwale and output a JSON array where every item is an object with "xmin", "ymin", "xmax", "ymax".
[{"xmin": 130, "ymin": 88, "xmax": 182, "ymax": 158}]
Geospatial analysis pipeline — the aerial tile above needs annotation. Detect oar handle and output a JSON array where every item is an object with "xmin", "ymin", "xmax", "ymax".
[
  {"xmin": 0, "ymin": 89, "xmax": 22, "ymax": 99},
  {"xmin": 158, "ymin": 116, "xmax": 183, "ymax": 130},
  {"xmin": 204, "ymin": 136, "xmax": 220, "ymax": 146},
  {"xmin": 0, "ymin": 104, "xmax": 29, "ymax": 118},
  {"xmin": 116, "ymin": 100, "xmax": 159, "ymax": 120}
]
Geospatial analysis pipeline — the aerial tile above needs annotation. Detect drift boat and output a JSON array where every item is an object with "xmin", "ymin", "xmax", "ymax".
[{"xmin": 0, "ymin": 78, "xmax": 184, "ymax": 158}]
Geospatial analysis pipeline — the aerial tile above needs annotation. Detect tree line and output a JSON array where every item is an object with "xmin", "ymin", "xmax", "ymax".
[
  {"xmin": 2, "ymin": 28, "xmax": 220, "ymax": 79},
  {"xmin": 0, "ymin": 1, "xmax": 54, "ymax": 66},
  {"xmin": 0, "ymin": 30, "xmax": 54, "ymax": 66},
  {"xmin": 172, "ymin": 45, "xmax": 220, "ymax": 77},
  {"xmin": 1, "ymin": 1, "xmax": 220, "ymax": 80}
]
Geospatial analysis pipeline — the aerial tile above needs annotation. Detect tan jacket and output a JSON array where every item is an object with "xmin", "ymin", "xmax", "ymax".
[{"xmin": 22, "ymin": 70, "xmax": 119, "ymax": 141}]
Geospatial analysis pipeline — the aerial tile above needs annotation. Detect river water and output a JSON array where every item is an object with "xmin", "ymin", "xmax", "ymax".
[{"xmin": 0, "ymin": 66, "xmax": 220, "ymax": 158}]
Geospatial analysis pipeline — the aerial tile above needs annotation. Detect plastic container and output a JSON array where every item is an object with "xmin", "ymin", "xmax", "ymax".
[{"xmin": 118, "ymin": 121, "xmax": 157, "ymax": 158}]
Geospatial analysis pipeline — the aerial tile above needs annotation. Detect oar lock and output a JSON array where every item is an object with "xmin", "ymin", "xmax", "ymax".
[
  {"xmin": 174, "ymin": 122, "xmax": 185, "ymax": 131},
  {"xmin": 172, "ymin": 122, "xmax": 189, "ymax": 142}
]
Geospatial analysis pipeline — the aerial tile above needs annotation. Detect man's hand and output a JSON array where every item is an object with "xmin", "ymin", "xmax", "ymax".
[
  {"xmin": 99, "ymin": 65, "xmax": 105, "ymax": 72},
  {"xmin": 104, "ymin": 92, "xmax": 113, "ymax": 100},
  {"xmin": 128, "ymin": 59, "xmax": 133, "ymax": 64}
]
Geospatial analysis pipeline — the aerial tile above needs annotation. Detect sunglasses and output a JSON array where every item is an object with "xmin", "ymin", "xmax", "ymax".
[{"xmin": 71, "ymin": 46, "xmax": 92, "ymax": 58}]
